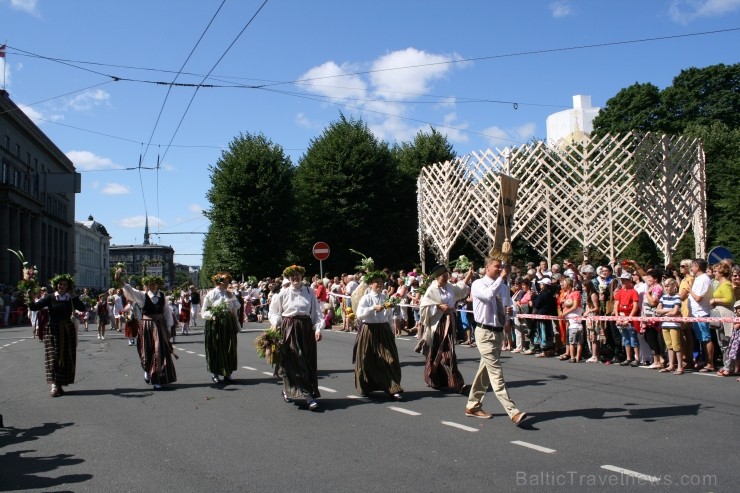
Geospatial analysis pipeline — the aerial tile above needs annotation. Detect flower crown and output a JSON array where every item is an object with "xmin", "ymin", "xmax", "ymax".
[
  {"xmin": 142, "ymin": 275, "xmax": 165, "ymax": 286},
  {"xmin": 282, "ymin": 265, "xmax": 306, "ymax": 278},
  {"xmin": 211, "ymin": 272, "xmax": 232, "ymax": 285},
  {"xmin": 362, "ymin": 270, "xmax": 387, "ymax": 284},
  {"xmin": 49, "ymin": 273, "xmax": 75, "ymax": 289},
  {"xmin": 349, "ymin": 249, "xmax": 375, "ymax": 272}
]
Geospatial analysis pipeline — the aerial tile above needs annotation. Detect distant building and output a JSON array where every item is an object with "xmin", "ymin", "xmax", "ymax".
[
  {"xmin": 189, "ymin": 266, "xmax": 200, "ymax": 287},
  {"xmin": 0, "ymin": 89, "xmax": 81, "ymax": 288},
  {"xmin": 74, "ymin": 215, "xmax": 111, "ymax": 292},
  {"xmin": 109, "ymin": 218, "xmax": 175, "ymax": 288},
  {"xmin": 546, "ymin": 95, "xmax": 601, "ymax": 146}
]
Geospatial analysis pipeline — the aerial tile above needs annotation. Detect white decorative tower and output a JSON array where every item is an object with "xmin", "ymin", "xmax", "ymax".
[{"xmin": 546, "ymin": 95, "xmax": 601, "ymax": 146}]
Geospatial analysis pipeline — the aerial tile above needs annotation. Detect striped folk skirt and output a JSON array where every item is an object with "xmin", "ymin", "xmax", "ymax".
[
  {"xmin": 204, "ymin": 315, "xmax": 238, "ymax": 376},
  {"xmin": 425, "ymin": 311, "xmax": 465, "ymax": 392},
  {"xmin": 45, "ymin": 319, "xmax": 77, "ymax": 385},
  {"xmin": 137, "ymin": 316, "xmax": 177, "ymax": 385},
  {"xmin": 276, "ymin": 315, "xmax": 320, "ymax": 399},
  {"xmin": 354, "ymin": 322, "xmax": 403, "ymax": 395}
]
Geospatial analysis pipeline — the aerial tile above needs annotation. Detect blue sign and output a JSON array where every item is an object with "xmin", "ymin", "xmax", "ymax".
[{"xmin": 708, "ymin": 246, "xmax": 733, "ymax": 264}]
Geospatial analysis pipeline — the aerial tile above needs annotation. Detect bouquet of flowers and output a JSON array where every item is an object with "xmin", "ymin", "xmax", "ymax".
[
  {"xmin": 209, "ymin": 300, "xmax": 234, "ymax": 320},
  {"xmin": 7, "ymin": 249, "xmax": 38, "ymax": 295},
  {"xmin": 254, "ymin": 326, "xmax": 282, "ymax": 365},
  {"xmin": 452, "ymin": 255, "xmax": 471, "ymax": 271},
  {"xmin": 384, "ymin": 296, "xmax": 401, "ymax": 309}
]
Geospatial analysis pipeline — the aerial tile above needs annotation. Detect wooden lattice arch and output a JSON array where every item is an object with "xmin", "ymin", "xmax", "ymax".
[{"xmin": 417, "ymin": 132, "xmax": 706, "ymax": 268}]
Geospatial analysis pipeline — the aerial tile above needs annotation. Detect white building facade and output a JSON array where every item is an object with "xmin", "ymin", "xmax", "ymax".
[
  {"xmin": 74, "ymin": 216, "xmax": 111, "ymax": 291},
  {"xmin": 546, "ymin": 95, "xmax": 601, "ymax": 146}
]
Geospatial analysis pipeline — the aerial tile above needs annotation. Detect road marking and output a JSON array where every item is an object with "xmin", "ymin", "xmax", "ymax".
[
  {"xmin": 186, "ymin": 351, "xmax": 195, "ymax": 354},
  {"xmin": 318, "ymin": 386, "xmax": 337, "ymax": 393},
  {"xmin": 197, "ymin": 354, "xmax": 206, "ymax": 357},
  {"xmin": 242, "ymin": 366, "xmax": 257, "ymax": 371},
  {"xmin": 389, "ymin": 406, "xmax": 420, "ymax": 416},
  {"xmin": 511, "ymin": 441, "xmax": 556, "ymax": 454},
  {"xmin": 347, "ymin": 395, "xmax": 363, "ymax": 399},
  {"xmin": 262, "ymin": 371, "xmax": 273, "ymax": 376},
  {"xmin": 441, "ymin": 421, "xmax": 479, "ymax": 432},
  {"xmin": 601, "ymin": 465, "xmax": 660, "ymax": 484}
]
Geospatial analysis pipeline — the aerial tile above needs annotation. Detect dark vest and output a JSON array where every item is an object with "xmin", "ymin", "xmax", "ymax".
[{"xmin": 143, "ymin": 293, "xmax": 165, "ymax": 315}]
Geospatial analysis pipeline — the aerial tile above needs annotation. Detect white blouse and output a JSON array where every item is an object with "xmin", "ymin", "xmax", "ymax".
[
  {"xmin": 201, "ymin": 287, "xmax": 240, "ymax": 321},
  {"xmin": 121, "ymin": 284, "xmax": 174, "ymax": 327},
  {"xmin": 268, "ymin": 285, "xmax": 324, "ymax": 332},
  {"xmin": 356, "ymin": 290, "xmax": 393, "ymax": 325}
]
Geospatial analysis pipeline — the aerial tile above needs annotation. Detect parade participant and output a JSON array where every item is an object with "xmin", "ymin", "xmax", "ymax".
[
  {"xmin": 354, "ymin": 270, "xmax": 403, "ymax": 400},
  {"xmin": 201, "ymin": 272, "xmax": 240, "ymax": 385},
  {"xmin": 28, "ymin": 274, "xmax": 86, "ymax": 397},
  {"xmin": 465, "ymin": 257, "xmax": 527, "ymax": 425},
  {"xmin": 189, "ymin": 285, "xmax": 200, "ymax": 328},
  {"xmin": 122, "ymin": 298, "xmax": 139, "ymax": 347},
  {"xmin": 95, "ymin": 293, "xmax": 109, "ymax": 341},
  {"xmin": 116, "ymin": 269, "xmax": 177, "ymax": 390},
  {"xmin": 179, "ymin": 290, "xmax": 191, "ymax": 335},
  {"xmin": 167, "ymin": 296, "xmax": 179, "ymax": 343},
  {"xmin": 268, "ymin": 265, "xmax": 324, "ymax": 411},
  {"xmin": 419, "ymin": 264, "xmax": 472, "ymax": 394}
]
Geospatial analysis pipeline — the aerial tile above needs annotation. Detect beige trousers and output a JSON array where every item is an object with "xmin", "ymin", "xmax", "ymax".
[{"xmin": 466, "ymin": 326, "xmax": 520, "ymax": 418}]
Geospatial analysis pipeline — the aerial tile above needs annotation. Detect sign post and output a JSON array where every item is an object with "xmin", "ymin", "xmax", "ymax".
[{"xmin": 312, "ymin": 242, "xmax": 330, "ymax": 279}]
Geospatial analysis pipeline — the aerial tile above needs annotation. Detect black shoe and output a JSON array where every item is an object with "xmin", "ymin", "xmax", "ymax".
[
  {"xmin": 460, "ymin": 384, "xmax": 471, "ymax": 396},
  {"xmin": 223, "ymin": 376, "xmax": 235, "ymax": 384},
  {"xmin": 144, "ymin": 375, "xmax": 150, "ymax": 384},
  {"xmin": 211, "ymin": 375, "xmax": 222, "ymax": 385}
]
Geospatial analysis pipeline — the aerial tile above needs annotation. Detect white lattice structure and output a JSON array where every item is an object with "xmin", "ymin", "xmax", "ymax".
[{"xmin": 418, "ymin": 132, "xmax": 706, "ymax": 269}]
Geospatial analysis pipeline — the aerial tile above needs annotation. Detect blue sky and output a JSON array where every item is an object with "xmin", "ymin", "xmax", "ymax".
[{"xmin": 2, "ymin": 0, "xmax": 739, "ymax": 266}]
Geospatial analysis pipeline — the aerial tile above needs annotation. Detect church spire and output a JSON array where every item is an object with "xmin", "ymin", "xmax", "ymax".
[{"xmin": 143, "ymin": 216, "xmax": 150, "ymax": 245}]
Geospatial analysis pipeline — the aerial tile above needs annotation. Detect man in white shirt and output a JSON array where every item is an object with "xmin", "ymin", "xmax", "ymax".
[
  {"xmin": 466, "ymin": 256, "xmax": 527, "ymax": 426},
  {"xmin": 689, "ymin": 258, "xmax": 716, "ymax": 371}
]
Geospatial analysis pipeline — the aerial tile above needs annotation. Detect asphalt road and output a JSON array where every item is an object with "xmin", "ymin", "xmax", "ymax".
[{"xmin": 1, "ymin": 321, "xmax": 738, "ymax": 492}]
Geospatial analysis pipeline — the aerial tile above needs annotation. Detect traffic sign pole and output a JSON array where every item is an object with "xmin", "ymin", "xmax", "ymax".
[{"xmin": 312, "ymin": 242, "xmax": 330, "ymax": 280}]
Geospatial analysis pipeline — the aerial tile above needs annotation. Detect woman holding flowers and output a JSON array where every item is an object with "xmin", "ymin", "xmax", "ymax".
[
  {"xmin": 354, "ymin": 271, "xmax": 403, "ymax": 400},
  {"xmin": 419, "ymin": 264, "xmax": 472, "ymax": 394},
  {"xmin": 116, "ymin": 270, "xmax": 176, "ymax": 389},
  {"xmin": 28, "ymin": 274, "xmax": 86, "ymax": 397},
  {"xmin": 201, "ymin": 272, "xmax": 240, "ymax": 385},
  {"xmin": 268, "ymin": 265, "xmax": 324, "ymax": 411}
]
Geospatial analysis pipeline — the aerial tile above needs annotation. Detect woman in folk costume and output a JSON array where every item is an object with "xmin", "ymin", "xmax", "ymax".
[
  {"xmin": 116, "ymin": 269, "xmax": 177, "ymax": 389},
  {"xmin": 268, "ymin": 265, "xmax": 324, "ymax": 411},
  {"xmin": 179, "ymin": 290, "xmax": 191, "ymax": 336},
  {"xmin": 28, "ymin": 274, "xmax": 86, "ymax": 397},
  {"xmin": 201, "ymin": 272, "xmax": 240, "ymax": 385},
  {"xmin": 419, "ymin": 264, "xmax": 473, "ymax": 394},
  {"xmin": 354, "ymin": 270, "xmax": 403, "ymax": 400}
]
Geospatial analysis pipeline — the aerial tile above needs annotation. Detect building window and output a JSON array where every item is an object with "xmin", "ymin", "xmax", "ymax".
[
  {"xmin": 1, "ymin": 160, "xmax": 7, "ymax": 184},
  {"xmin": 15, "ymin": 143, "xmax": 21, "ymax": 157},
  {"xmin": 13, "ymin": 169, "xmax": 20, "ymax": 187},
  {"xmin": 26, "ymin": 152, "xmax": 31, "ymax": 166},
  {"xmin": 3, "ymin": 135, "xmax": 8, "ymax": 150}
]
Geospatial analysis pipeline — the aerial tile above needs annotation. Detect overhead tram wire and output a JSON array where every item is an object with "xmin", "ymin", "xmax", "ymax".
[
  {"xmin": 156, "ymin": 0, "xmax": 270, "ymax": 167},
  {"xmin": 0, "ymin": 80, "xmax": 116, "ymax": 118},
  {"xmin": 135, "ymin": 0, "xmax": 227, "ymax": 238}
]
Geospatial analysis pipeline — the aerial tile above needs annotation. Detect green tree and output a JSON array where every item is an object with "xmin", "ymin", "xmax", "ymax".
[
  {"xmin": 292, "ymin": 113, "xmax": 401, "ymax": 273},
  {"xmin": 391, "ymin": 126, "xmax": 457, "ymax": 266},
  {"xmin": 592, "ymin": 63, "xmax": 740, "ymax": 259},
  {"xmin": 202, "ymin": 132, "xmax": 294, "ymax": 280}
]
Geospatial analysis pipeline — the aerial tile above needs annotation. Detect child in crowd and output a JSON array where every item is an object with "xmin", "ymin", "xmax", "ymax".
[
  {"xmin": 323, "ymin": 303, "xmax": 333, "ymax": 330},
  {"xmin": 657, "ymin": 278, "xmax": 683, "ymax": 374},
  {"xmin": 96, "ymin": 293, "xmax": 109, "ymax": 340},
  {"xmin": 167, "ymin": 296, "xmax": 179, "ymax": 343}
]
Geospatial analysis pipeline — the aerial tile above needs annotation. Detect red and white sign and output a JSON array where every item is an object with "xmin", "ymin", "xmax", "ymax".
[{"xmin": 312, "ymin": 242, "xmax": 330, "ymax": 261}]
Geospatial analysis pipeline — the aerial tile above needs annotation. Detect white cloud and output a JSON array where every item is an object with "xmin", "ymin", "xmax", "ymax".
[
  {"xmin": 440, "ymin": 113, "xmax": 470, "ymax": 144},
  {"xmin": 369, "ymin": 48, "xmax": 460, "ymax": 99},
  {"xmin": 8, "ymin": 0, "xmax": 38, "ymax": 14},
  {"xmin": 188, "ymin": 204, "xmax": 203, "ymax": 214},
  {"xmin": 118, "ymin": 216, "xmax": 166, "ymax": 229},
  {"xmin": 89, "ymin": 180, "xmax": 99, "ymax": 190},
  {"xmin": 161, "ymin": 162, "xmax": 175, "ymax": 172},
  {"xmin": 66, "ymin": 150, "xmax": 122, "ymax": 171},
  {"xmin": 64, "ymin": 89, "xmax": 111, "ymax": 111},
  {"xmin": 101, "ymin": 183, "xmax": 130, "ymax": 195},
  {"xmin": 549, "ymin": 1, "xmax": 574, "ymax": 18},
  {"xmin": 298, "ymin": 48, "xmax": 470, "ymax": 145},
  {"xmin": 669, "ymin": 0, "xmax": 740, "ymax": 23},
  {"xmin": 18, "ymin": 104, "xmax": 64, "ymax": 125},
  {"xmin": 482, "ymin": 122, "xmax": 537, "ymax": 149}
]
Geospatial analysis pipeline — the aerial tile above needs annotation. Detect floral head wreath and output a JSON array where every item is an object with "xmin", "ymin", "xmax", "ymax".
[
  {"xmin": 49, "ymin": 273, "xmax": 75, "ymax": 290},
  {"xmin": 211, "ymin": 272, "xmax": 232, "ymax": 285},
  {"xmin": 282, "ymin": 265, "xmax": 306, "ymax": 278},
  {"xmin": 362, "ymin": 270, "xmax": 387, "ymax": 285},
  {"xmin": 142, "ymin": 275, "xmax": 165, "ymax": 287}
]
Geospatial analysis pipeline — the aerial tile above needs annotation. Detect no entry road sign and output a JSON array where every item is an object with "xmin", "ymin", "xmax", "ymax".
[{"xmin": 313, "ymin": 242, "xmax": 330, "ymax": 261}]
